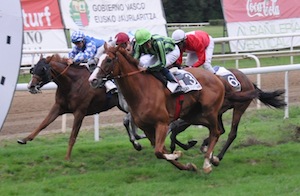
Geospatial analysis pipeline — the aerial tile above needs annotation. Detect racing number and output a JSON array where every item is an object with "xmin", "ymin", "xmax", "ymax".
[{"xmin": 227, "ymin": 75, "xmax": 240, "ymax": 87}]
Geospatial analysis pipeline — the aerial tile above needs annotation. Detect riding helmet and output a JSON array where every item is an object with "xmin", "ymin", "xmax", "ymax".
[
  {"xmin": 71, "ymin": 31, "xmax": 85, "ymax": 43},
  {"xmin": 135, "ymin": 29, "xmax": 152, "ymax": 46},
  {"xmin": 172, "ymin": 29, "xmax": 186, "ymax": 43},
  {"xmin": 115, "ymin": 32, "xmax": 130, "ymax": 44}
]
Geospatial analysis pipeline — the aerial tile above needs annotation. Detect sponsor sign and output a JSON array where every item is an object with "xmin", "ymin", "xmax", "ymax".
[
  {"xmin": 21, "ymin": 0, "xmax": 68, "ymax": 65},
  {"xmin": 222, "ymin": 0, "xmax": 300, "ymax": 52},
  {"xmin": 60, "ymin": 0, "xmax": 167, "ymax": 41}
]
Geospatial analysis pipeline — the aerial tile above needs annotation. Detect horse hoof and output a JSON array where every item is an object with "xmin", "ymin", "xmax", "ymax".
[
  {"xmin": 203, "ymin": 166, "xmax": 212, "ymax": 174},
  {"xmin": 186, "ymin": 163, "xmax": 197, "ymax": 171},
  {"xmin": 173, "ymin": 150, "xmax": 183, "ymax": 158},
  {"xmin": 188, "ymin": 140, "xmax": 198, "ymax": 148},
  {"xmin": 200, "ymin": 145, "xmax": 208, "ymax": 153},
  {"xmin": 211, "ymin": 156, "xmax": 220, "ymax": 167},
  {"xmin": 133, "ymin": 142, "xmax": 142, "ymax": 151},
  {"xmin": 17, "ymin": 139, "xmax": 27, "ymax": 144}
]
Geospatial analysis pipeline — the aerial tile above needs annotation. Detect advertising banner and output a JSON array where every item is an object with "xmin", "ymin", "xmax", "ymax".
[
  {"xmin": 222, "ymin": 0, "xmax": 300, "ymax": 52},
  {"xmin": 60, "ymin": 0, "xmax": 167, "ymax": 41},
  {"xmin": 21, "ymin": 0, "xmax": 68, "ymax": 65}
]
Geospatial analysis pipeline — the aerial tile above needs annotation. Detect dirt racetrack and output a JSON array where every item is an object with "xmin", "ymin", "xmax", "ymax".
[{"xmin": 1, "ymin": 71, "xmax": 300, "ymax": 140}]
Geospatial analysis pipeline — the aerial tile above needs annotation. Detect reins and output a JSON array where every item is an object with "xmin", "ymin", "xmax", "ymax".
[
  {"xmin": 99, "ymin": 51, "xmax": 146, "ymax": 80},
  {"xmin": 111, "ymin": 69, "xmax": 145, "ymax": 79},
  {"xmin": 48, "ymin": 55, "xmax": 71, "ymax": 80}
]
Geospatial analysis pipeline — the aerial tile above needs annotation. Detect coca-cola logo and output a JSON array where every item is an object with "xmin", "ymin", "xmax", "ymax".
[{"xmin": 246, "ymin": 0, "xmax": 280, "ymax": 17}]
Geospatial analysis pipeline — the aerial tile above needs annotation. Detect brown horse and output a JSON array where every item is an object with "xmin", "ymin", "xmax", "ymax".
[
  {"xmin": 89, "ymin": 45, "xmax": 258, "ymax": 173},
  {"xmin": 17, "ymin": 54, "xmax": 145, "ymax": 160},
  {"xmin": 169, "ymin": 68, "xmax": 286, "ymax": 165}
]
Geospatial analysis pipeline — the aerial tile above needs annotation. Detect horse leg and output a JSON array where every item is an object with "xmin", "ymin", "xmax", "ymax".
[
  {"xmin": 123, "ymin": 113, "xmax": 142, "ymax": 151},
  {"xmin": 169, "ymin": 119, "xmax": 195, "ymax": 152},
  {"xmin": 216, "ymin": 105, "xmax": 248, "ymax": 162},
  {"xmin": 17, "ymin": 104, "xmax": 61, "ymax": 144},
  {"xmin": 202, "ymin": 116, "xmax": 221, "ymax": 174},
  {"xmin": 118, "ymin": 91, "xmax": 145, "ymax": 149},
  {"xmin": 154, "ymin": 123, "xmax": 197, "ymax": 171},
  {"xmin": 65, "ymin": 112, "xmax": 85, "ymax": 160},
  {"xmin": 129, "ymin": 114, "xmax": 146, "ymax": 140},
  {"xmin": 211, "ymin": 113, "xmax": 226, "ymax": 166},
  {"xmin": 200, "ymin": 113, "xmax": 226, "ymax": 152}
]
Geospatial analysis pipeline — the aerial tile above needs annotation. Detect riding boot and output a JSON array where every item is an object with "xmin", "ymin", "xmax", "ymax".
[{"xmin": 162, "ymin": 68, "xmax": 186, "ymax": 94}]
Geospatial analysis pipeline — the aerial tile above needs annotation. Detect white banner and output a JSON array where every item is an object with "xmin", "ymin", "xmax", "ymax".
[
  {"xmin": 60, "ymin": 0, "xmax": 167, "ymax": 41},
  {"xmin": 226, "ymin": 18, "xmax": 300, "ymax": 52},
  {"xmin": 22, "ymin": 30, "xmax": 68, "ymax": 65}
]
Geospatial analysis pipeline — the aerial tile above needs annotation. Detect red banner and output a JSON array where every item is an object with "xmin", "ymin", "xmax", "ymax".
[{"xmin": 21, "ymin": 0, "xmax": 64, "ymax": 30}]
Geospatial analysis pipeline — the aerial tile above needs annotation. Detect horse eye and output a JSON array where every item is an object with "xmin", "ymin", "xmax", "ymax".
[{"xmin": 106, "ymin": 59, "xmax": 112, "ymax": 63}]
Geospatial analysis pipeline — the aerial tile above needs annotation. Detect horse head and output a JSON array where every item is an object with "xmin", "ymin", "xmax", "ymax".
[
  {"xmin": 89, "ymin": 44, "xmax": 140, "ymax": 88},
  {"xmin": 27, "ymin": 55, "xmax": 52, "ymax": 94},
  {"xmin": 89, "ymin": 44, "xmax": 119, "ymax": 88}
]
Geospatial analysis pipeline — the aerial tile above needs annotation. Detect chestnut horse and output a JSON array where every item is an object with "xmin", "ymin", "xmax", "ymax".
[
  {"xmin": 17, "ymin": 54, "xmax": 144, "ymax": 160},
  {"xmin": 169, "ymin": 68, "xmax": 286, "ymax": 165},
  {"xmin": 89, "ymin": 46, "xmax": 258, "ymax": 173}
]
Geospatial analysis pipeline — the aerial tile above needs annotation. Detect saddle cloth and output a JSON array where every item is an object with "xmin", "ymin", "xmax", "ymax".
[
  {"xmin": 213, "ymin": 66, "xmax": 241, "ymax": 92},
  {"xmin": 170, "ymin": 68, "xmax": 202, "ymax": 93}
]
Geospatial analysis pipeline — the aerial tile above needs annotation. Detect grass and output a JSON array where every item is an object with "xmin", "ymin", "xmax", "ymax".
[{"xmin": 1, "ymin": 106, "xmax": 300, "ymax": 195}]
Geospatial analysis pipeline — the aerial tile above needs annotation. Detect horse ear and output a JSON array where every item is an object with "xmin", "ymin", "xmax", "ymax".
[
  {"xmin": 40, "ymin": 54, "xmax": 43, "ymax": 60},
  {"xmin": 45, "ymin": 55, "xmax": 53, "ymax": 64},
  {"xmin": 104, "ymin": 42, "xmax": 108, "ymax": 51}
]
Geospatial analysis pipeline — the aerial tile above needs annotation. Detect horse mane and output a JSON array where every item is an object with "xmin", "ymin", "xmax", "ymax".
[
  {"xmin": 117, "ymin": 47, "xmax": 140, "ymax": 68},
  {"xmin": 45, "ymin": 54, "xmax": 69, "ymax": 65}
]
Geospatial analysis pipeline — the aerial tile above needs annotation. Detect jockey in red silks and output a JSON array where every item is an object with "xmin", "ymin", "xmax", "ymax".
[
  {"xmin": 172, "ymin": 29, "xmax": 215, "ymax": 74},
  {"xmin": 115, "ymin": 32, "xmax": 135, "ymax": 54}
]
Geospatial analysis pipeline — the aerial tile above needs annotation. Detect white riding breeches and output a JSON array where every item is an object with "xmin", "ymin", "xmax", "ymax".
[{"xmin": 139, "ymin": 45, "xmax": 180, "ymax": 68}]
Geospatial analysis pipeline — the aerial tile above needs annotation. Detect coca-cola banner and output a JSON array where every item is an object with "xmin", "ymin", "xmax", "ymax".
[
  {"xmin": 60, "ymin": 0, "xmax": 167, "ymax": 41},
  {"xmin": 222, "ymin": 0, "xmax": 300, "ymax": 52},
  {"xmin": 21, "ymin": 0, "xmax": 68, "ymax": 65}
]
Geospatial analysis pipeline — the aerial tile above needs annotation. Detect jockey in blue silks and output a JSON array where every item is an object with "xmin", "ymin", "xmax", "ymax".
[
  {"xmin": 68, "ymin": 31, "xmax": 105, "ymax": 71},
  {"xmin": 68, "ymin": 31, "xmax": 117, "ymax": 93}
]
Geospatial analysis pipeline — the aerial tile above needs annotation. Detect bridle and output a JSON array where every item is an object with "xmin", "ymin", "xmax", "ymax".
[{"xmin": 97, "ymin": 50, "xmax": 145, "ymax": 81}]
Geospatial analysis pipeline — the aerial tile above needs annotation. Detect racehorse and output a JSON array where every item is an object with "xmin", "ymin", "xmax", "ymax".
[
  {"xmin": 17, "ymin": 54, "xmax": 145, "ymax": 160},
  {"xmin": 169, "ymin": 68, "xmax": 286, "ymax": 165},
  {"xmin": 89, "ymin": 45, "xmax": 258, "ymax": 173}
]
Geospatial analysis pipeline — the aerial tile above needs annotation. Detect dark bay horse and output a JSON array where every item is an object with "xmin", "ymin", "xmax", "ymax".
[
  {"xmin": 17, "ymin": 54, "xmax": 144, "ymax": 160},
  {"xmin": 169, "ymin": 68, "xmax": 286, "ymax": 165},
  {"xmin": 89, "ymin": 46, "xmax": 258, "ymax": 173}
]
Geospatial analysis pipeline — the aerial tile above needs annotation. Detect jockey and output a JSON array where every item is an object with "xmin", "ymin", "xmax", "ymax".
[
  {"xmin": 115, "ymin": 32, "xmax": 134, "ymax": 54},
  {"xmin": 133, "ymin": 28, "xmax": 186, "ymax": 94},
  {"xmin": 172, "ymin": 29, "xmax": 215, "ymax": 74},
  {"xmin": 115, "ymin": 32, "xmax": 152, "ymax": 67},
  {"xmin": 68, "ymin": 31, "xmax": 105, "ymax": 71},
  {"xmin": 69, "ymin": 31, "xmax": 117, "ymax": 93}
]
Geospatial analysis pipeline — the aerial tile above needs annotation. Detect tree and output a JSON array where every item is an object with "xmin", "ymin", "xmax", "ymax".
[{"xmin": 162, "ymin": 0, "xmax": 223, "ymax": 23}]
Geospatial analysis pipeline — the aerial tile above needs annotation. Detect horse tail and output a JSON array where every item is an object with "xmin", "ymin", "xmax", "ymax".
[
  {"xmin": 254, "ymin": 84, "xmax": 286, "ymax": 109},
  {"xmin": 226, "ymin": 89, "xmax": 259, "ymax": 102}
]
